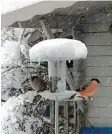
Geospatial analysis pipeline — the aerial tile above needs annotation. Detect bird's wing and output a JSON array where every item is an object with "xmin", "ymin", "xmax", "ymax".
[
  {"xmin": 82, "ymin": 83, "xmax": 90, "ymax": 89},
  {"xmin": 75, "ymin": 82, "xmax": 90, "ymax": 92}
]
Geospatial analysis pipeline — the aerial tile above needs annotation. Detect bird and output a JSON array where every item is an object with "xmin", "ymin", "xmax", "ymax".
[
  {"xmin": 70, "ymin": 78, "xmax": 101, "ymax": 99},
  {"xmin": 29, "ymin": 76, "xmax": 46, "ymax": 92}
]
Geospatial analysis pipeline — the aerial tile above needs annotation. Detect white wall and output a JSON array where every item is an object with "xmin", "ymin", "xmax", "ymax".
[{"xmin": 82, "ymin": 13, "xmax": 112, "ymax": 127}]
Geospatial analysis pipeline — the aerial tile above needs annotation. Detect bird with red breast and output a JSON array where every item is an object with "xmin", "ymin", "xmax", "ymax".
[{"xmin": 70, "ymin": 78, "xmax": 101, "ymax": 99}]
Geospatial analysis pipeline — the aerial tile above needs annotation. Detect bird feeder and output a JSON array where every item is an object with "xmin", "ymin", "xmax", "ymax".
[{"xmin": 29, "ymin": 38, "xmax": 87, "ymax": 134}]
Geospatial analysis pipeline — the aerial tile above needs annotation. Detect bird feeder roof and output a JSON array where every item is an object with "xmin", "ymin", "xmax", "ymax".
[{"xmin": 29, "ymin": 38, "xmax": 88, "ymax": 62}]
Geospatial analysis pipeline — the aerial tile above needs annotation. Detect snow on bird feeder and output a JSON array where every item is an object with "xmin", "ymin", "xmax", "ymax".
[
  {"xmin": 29, "ymin": 38, "xmax": 88, "ymax": 99},
  {"xmin": 29, "ymin": 38, "xmax": 87, "ymax": 134}
]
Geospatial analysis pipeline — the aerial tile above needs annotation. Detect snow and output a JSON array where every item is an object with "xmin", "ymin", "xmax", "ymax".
[
  {"xmin": 1, "ymin": 28, "xmax": 33, "ymax": 101},
  {"xmin": 1, "ymin": 91, "xmax": 42, "ymax": 134},
  {"xmin": 39, "ymin": 90, "xmax": 77, "ymax": 101},
  {"xmin": 48, "ymin": 61, "xmax": 66, "ymax": 92},
  {"xmin": 20, "ymin": 36, "xmax": 30, "ymax": 59},
  {"xmin": 39, "ymin": 90, "xmax": 91, "ymax": 101},
  {"xmin": 1, "ymin": 40, "xmax": 23, "ymax": 100},
  {"xmin": 1, "ymin": 40, "xmax": 21, "ymax": 66},
  {"xmin": 1, "ymin": 68, "xmax": 21, "ymax": 91},
  {"xmin": 48, "ymin": 61, "xmax": 66, "ymax": 77},
  {"xmin": 1, "ymin": 0, "xmax": 43, "ymax": 14},
  {"xmin": 11, "ymin": 131, "xmax": 28, "ymax": 134},
  {"xmin": 57, "ymin": 79, "xmax": 66, "ymax": 92},
  {"xmin": 18, "ymin": 91, "xmax": 37, "ymax": 102},
  {"xmin": 29, "ymin": 38, "xmax": 88, "ymax": 62},
  {"xmin": 1, "ymin": 96, "xmax": 24, "ymax": 134},
  {"xmin": 1, "ymin": 0, "xmax": 75, "ymax": 14},
  {"xmin": 43, "ymin": 117, "xmax": 52, "ymax": 123}
]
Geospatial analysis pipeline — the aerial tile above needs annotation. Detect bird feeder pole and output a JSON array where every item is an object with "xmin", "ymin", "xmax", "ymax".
[{"xmin": 55, "ymin": 96, "xmax": 59, "ymax": 134}]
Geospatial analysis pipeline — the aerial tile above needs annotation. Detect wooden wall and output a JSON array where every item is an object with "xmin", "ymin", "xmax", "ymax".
[{"xmin": 82, "ymin": 12, "xmax": 112, "ymax": 127}]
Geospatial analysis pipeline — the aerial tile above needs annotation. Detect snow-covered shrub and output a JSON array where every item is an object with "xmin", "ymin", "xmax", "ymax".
[{"xmin": 1, "ymin": 91, "xmax": 50, "ymax": 134}]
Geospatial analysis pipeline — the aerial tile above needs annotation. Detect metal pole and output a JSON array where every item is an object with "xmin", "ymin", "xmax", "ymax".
[
  {"xmin": 64, "ymin": 101, "xmax": 69, "ymax": 134},
  {"xmin": 55, "ymin": 97, "xmax": 59, "ymax": 134}
]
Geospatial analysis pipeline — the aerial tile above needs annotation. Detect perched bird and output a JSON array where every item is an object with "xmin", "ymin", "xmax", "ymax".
[
  {"xmin": 29, "ymin": 76, "xmax": 46, "ymax": 92},
  {"xmin": 70, "ymin": 78, "xmax": 101, "ymax": 99}
]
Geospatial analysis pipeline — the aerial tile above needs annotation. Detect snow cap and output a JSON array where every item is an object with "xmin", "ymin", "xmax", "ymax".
[{"xmin": 29, "ymin": 38, "xmax": 88, "ymax": 62}]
